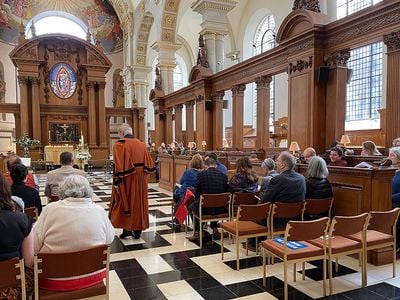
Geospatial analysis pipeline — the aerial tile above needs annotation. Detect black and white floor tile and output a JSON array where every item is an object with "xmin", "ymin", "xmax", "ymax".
[{"xmin": 37, "ymin": 172, "xmax": 400, "ymax": 299}]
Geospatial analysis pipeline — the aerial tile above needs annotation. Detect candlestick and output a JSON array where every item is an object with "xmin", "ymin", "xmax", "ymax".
[{"xmin": 48, "ymin": 130, "xmax": 51, "ymax": 144}]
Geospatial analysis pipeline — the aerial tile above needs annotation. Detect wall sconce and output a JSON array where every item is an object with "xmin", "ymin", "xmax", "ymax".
[
  {"xmin": 340, "ymin": 134, "xmax": 351, "ymax": 148},
  {"xmin": 289, "ymin": 141, "xmax": 300, "ymax": 155}
]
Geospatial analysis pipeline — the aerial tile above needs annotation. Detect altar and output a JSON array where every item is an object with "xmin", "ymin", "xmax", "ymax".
[{"xmin": 44, "ymin": 145, "xmax": 75, "ymax": 164}]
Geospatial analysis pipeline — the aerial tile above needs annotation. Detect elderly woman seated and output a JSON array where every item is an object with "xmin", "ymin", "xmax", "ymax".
[
  {"xmin": 33, "ymin": 175, "xmax": 114, "ymax": 291},
  {"xmin": 259, "ymin": 158, "xmax": 278, "ymax": 199},
  {"xmin": 305, "ymin": 156, "xmax": 333, "ymax": 199}
]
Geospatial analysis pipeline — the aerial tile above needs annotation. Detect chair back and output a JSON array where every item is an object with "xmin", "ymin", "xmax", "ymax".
[
  {"xmin": 368, "ymin": 208, "xmax": 400, "ymax": 234},
  {"xmin": 0, "ymin": 257, "xmax": 25, "ymax": 293},
  {"xmin": 286, "ymin": 217, "xmax": 330, "ymax": 241},
  {"xmin": 35, "ymin": 245, "xmax": 109, "ymax": 279},
  {"xmin": 330, "ymin": 213, "xmax": 369, "ymax": 236},
  {"xmin": 24, "ymin": 207, "xmax": 38, "ymax": 222},
  {"xmin": 232, "ymin": 192, "xmax": 259, "ymax": 206},
  {"xmin": 238, "ymin": 202, "xmax": 271, "ymax": 223},
  {"xmin": 200, "ymin": 193, "xmax": 231, "ymax": 208},
  {"xmin": 304, "ymin": 198, "xmax": 333, "ymax": 217},
  {"xmin": 272, "ymin": 201, "xmax": 305, "ymax": 219}
]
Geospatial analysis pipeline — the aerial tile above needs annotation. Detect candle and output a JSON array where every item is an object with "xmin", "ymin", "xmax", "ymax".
[{"xmin": 48, "ymin": 130, "xmax": 51, "ymax": 142}]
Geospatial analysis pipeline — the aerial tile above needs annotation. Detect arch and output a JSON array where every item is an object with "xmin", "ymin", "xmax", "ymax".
[
  {"xmin": 276, "ymin": 9, "xmax": 330, "ymax": 44},
  {"xmin": 135, "ymin": 13, "xmax": 154, "ymax": 66},
  {"xmin": 161, "ymin": 0, "xmax": 180, "ymax": 42}
]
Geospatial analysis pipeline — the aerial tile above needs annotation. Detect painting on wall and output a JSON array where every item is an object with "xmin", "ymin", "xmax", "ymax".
[
  {"xmin": 51, "ymin": 123, "xmax": 79, "ymax": 143},
  {"xmin": 0, "ymin": 0, "xmax": 122, "ymax": 53}
]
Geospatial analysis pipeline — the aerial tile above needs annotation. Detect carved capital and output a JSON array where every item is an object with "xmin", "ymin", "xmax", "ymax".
[
  {"xmin": 30, "ymin": 77, "xmax": 41, "ymax": 86},
  {"xmin": 185, "ymin": 100, "xmax": 196, "ymax": 109},
  {"xmin": 213, "ymin": 91, "xmax": 225, "ymax": 101},
  {"xmin": 18, "ymin": 76, "xmax": 29, "ymax": 85},
  {"xmin": 326, "ymin": 49, "xmax": 351, "ymax": 67},
  {"xmin": 195, "ymin": 94, "xmax": 204, "ymax": 103},
  {"xmin": 255, "ymin": 76, "xmax": 272, "ymax": 88},
  {"xmin": 292, "ymin": 0, "xmax": 320, "ymax": 12},
  {"xmin": 231, "ymin": 84, "xmax": 246, "ymax": 96},
  {"xmin": 384, "ymin": 31, "xmax": 400, "ymax": 51},
  {"xmin": 97, "ymin": 82, "xmax": 106, "ymax": 89},
  {"xmin": 174, "ymin": 104, "xmax": 183, "ymax": 112},
  {"xmin": 165, "ymin": 107, "xmax": 174, "ymax": 115},
  {"xmin": 288, "ymin": 56, "xmax": 313, "ymax": 74},
  {"xmin": 86, "ymin": 82, "xmax": 95, "ymax": 89}
]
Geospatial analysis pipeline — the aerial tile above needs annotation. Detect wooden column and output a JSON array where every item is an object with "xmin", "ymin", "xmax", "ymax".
[
  {"xmin": 325, "ymin": 50, "xmax": 350, "ymax": 148},
  {"xmin": 137, "ymin": 107, "xmax": 146, "ymax": 142},
  {"xmin": 255, "ymin": 76, "xmax": 272, "ymax": 149},
  {"xmin": 195, "ymin": 95, "xmax": 205, "ymax": 146},
  {"xmin": 231, "ymin": 84, "xmax": 246, "ymax": 150},
  {"xmin": 384, "ymin": 31, "xmax": 400, "ymax": 148},
  {"xmin": 97, "ymin": 82, "xmax": 107, "ymax": 147},
  {"xmin": 131, "ymin": 109, "xmax": 138, "ymax": 139},
  {"xmin": 18, "ymin": 76, "xmax": 29, "ymax": 135},
  {"xmin": 165, "ymin": 107, "xmax": 174, "ymax": 144},
  {"xmin": 185, "ymin": 100, "xmax": 195, "ymax": 144},
  {"xmin": 31, "ymin": 77, "xmax": 42, "ymax": 143},
  {"xmin": 87, "ymin": 82, "xmax": 97, "ymax": 147},
  {"xmin": 174, "ymin": 104, "xmax": 183, "ymax": 143},
  {"xmin": 212, "ymin": 91, "xmax": 224, "ymax": 149},
  {"xmin": 153, "ymin": 99, "xmax": 165, "ymax": 147},
  {"xmin": 106, "ymin": 116, "xmax": 111, "ymax": 153}
]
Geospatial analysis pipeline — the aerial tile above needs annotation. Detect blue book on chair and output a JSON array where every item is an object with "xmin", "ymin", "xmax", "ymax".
[{"xmin": 273, "ymin": 238, "xmax": 307, "ymax": 250}]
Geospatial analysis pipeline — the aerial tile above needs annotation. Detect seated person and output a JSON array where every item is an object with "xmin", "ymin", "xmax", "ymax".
[
  {"xmin": 4, "ymin": 154, "xmax": 38, "ymax": 190},
  {"xmin": 10, "ymin": 164, "xmax": 42, "ymax": 215},
  {"xmin": 45, "ymin": 152, "xmax": 86, "ymax": 200},
  {"xmin": 259, "ymin": 158, "xmax": 278, "ymax": 199},
  {"xmin": 187, "ymin": 157, "xmax": 228, "ymax": 241},
  {"xmin": 0, "ymin": 173, "xmax": 34, "ymax": 299},
  {"xmin": 33, "ymin": 175, "xmax": 114, "ymax": 291},
  {"xmin": 361, "ymin": 140, "xmax": 382, "ymax": 156},
  {"xmin": 205, "ymin": 152, "xmax": 228, "ymax": 175},
  {"xmin": 393, "ymin": 138, "xmax": 400, "ymax": 147},
  {"xmin": 305, "ymin": 156, "xmax": 333, "ymax": 199},
  {"xmin": 173, "ymin": 154, "xmax": 203, "ymax": 203},
  {"xmin": 229, "ymin": 156, "xmax": 258, "ymax": 193},
  {"xmin": 328, "ymin": 147, "xmax": 348, "ymax": 167},
  {"xmin": 389, "ymin": 147, "xmax": 400, "ymax": 249},
  {"xmin": 302, "ymin": 147, "xmax": 316, "ymax": 163}
]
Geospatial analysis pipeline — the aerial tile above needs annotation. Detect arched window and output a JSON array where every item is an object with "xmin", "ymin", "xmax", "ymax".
[
  {"xmin": 252, "ymin": 15, "xmax": 276, "ymax": 131},
  {"xmin": 173, "ymin": 64, "xmax": 183, "ymax": 91},
  {"xmin": 26, "ymin": 12, "xmax": 87, "ymax": 40},
  {"xmin": 337, "ymin": 0, "xmax": 383, "ymax": 19}
]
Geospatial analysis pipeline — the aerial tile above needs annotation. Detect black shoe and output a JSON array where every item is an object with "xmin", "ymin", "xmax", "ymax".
[
  {"xmin": 119, "ymin": 229, "xmax": 132, "ymax": 239},
  {"xmin": 133, "ymin": 230, "xmax": 142, "ymax": 239}
]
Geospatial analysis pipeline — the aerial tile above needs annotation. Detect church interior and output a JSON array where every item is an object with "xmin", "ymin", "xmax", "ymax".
[{"xmin": 1, "ymin": 0, "xmax": 400, "ymax": 299}]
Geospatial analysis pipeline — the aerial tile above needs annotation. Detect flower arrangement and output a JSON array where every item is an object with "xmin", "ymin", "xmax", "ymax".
[
  {"xmin": 76, "ymin": 150, "xmax": 92, "ymax": 161},
  {"xmin": 14, "ymin": 133, "xmax": 40, "ymax": 157}
]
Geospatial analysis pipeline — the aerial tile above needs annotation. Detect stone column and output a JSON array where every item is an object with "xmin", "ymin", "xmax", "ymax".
[
  {"xmin": 231, "ymin": 84, "xmax": 246, "ymax": 150},
  {"xmin": 97, "ymin": 82, "xmax": 107, "ymax": 147},
  {"xmin": 325, "ymin": 50, "xmax": 351, "ymax": 148},
  {"xmin": 31, "ymin": 77, "xmax": 42, "ymax": 143},
  {"xmin": 151, "ymin": 41, "xmax": 181, "ymax": 94},
  {"xmin": 132, "ymin": 65, "xmax": 152, "ymax": 107},
  {"xmin": 212, "ymin": 91, "xmax": 225, "ymax": 149},
  {"xmin": 87, "ymin": 82, "xmax": 97, "ymax": 147},
  {"xmin": 185, "ymin": 100, "xmax": 195, "ymax": 144},
  {"xmin": 174, "ymin": 104, "xmax": 183, "ymax": 143},
  {"xmin": 384, "ymin": 31, "xmax": 400, "ymax": 148},
  {"xmin": 122, "ymin": 65, "xmax": 135, "ymax": 108},
  {"xmin": 255, "ymin": 76, "xmax": 272, "ymax": 149},
  {"xmin": 165, "ymin": 107, "xmax": 174, "ymax": 144},
  {"xmin": 18, "ymin": 76, "xmax": 29, "ymax": 135},
  {"xmin": 191, "ymin": 0, "xmax": 237, "ymax": 73},
  {"xmin": 121, "ymin": 12, "xmax": 135, "ymax": 107}
]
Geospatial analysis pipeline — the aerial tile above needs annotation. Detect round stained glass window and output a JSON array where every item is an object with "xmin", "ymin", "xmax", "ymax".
[{"xmin": 50, "ymin": 63, "xmax": 77, "ymax": 99}]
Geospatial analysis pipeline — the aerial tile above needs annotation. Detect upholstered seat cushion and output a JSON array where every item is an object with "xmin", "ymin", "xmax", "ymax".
[
  {"xmin": 220, "ymin": 221, "xmax": 268, "ymax": 236},
  {"xmin": 309, "ymin": 236, "xmax": 362, "ymax": 254},
  {"xmin": 349, "ymin": 230, "xmax": 394, "ymax": 247},
  {"xmin": 262, "ymin": 239, "xmax": 324, "ymax": 260},
  {"xmin": 39, "ymin": 282, "xmax": 106, "ymax": 300}
]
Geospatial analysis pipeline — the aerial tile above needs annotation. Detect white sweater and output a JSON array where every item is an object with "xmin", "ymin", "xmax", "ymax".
[{"xmin": 33, "ymin": 197, "xmax": 114, "ymax": 254}]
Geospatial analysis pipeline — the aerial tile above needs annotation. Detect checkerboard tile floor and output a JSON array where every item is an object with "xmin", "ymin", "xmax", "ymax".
[{"xmin": 37, "ymin": 172, "xmax": 400, "ymax": 299}]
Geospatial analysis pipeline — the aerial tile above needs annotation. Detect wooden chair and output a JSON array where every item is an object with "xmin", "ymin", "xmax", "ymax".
[
  {"xmin": 193, "ymin": 193, "xmax": 231, "ymax": 248},
  {"xmin": 304, "ymin": 197, "xmax": 334, "ymax": 220},
  {"xmin": 220, "ymin": 202, "xmax": 272, "ymax": 270},
  {"xmin": 0, "ymin": 257, "xmax": 26, "ymax": 300},
  {"xmin": 309, "ymin": 213, "xmax": 369, "ymax": 295},
  {"xmin": 231, "ymin": 191, "xmax": 259, "ymax": 220},
  {"xmin": 270, "ymin": 201, "xmax": 306, "ymax": 238},
  {"xmin": 24, "ymin": 207, "xmax": 38, "ymax": 222},
  {"xmin": 262, "ymin": 217, "xmax": 330, "ymax": 300},
  {"xmin": 34, "ymin": 245, "xmax": 110, "ymax": 300},
  {"xmin": 349, "ymin": 208, "xmax": 400, "ymax": 285}
]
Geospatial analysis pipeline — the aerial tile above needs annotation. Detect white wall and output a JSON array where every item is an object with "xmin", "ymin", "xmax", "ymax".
[{"xmin": 0, "ymin": 41, "xmax": 18, "ymax": 104}]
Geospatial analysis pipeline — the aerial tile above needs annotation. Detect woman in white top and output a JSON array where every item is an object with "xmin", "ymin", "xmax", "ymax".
[{"xmin": 33, "ymin": 175, "xmax": 114, "ymax": 291}]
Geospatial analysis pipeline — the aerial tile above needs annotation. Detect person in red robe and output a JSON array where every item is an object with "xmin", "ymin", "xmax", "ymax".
[{"xmin": 109, "ymin": 124, "xmax": 155, "ymax": 239}]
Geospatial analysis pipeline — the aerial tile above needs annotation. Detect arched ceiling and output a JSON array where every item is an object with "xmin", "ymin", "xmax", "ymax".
[{"xmin": 0, "ymin": 0, "xmax": 123, "ymax": 53}]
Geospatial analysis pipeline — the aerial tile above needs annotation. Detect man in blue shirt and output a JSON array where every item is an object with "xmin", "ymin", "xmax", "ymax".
[{"xmin": 205, "ymin": 152, "xmax": 228, "ymax": 175}]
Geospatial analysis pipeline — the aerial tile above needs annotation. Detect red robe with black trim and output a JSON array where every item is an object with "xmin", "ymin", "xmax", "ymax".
[{"xmin": 109, "ymin": 137, "xmax": 154, "ymax": 230}]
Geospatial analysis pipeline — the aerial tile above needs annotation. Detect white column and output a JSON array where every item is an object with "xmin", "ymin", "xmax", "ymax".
[
  {"xmin": 215, "ymin": 33, "xmax": 225, "ymax": 72},
  {"xmin": 132, "ymin": 65, "xmax": 152, "ymax": 107}
]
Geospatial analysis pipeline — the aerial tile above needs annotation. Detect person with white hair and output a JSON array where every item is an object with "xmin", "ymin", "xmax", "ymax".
[
  {"xmin": 33, "ymin": 175, "xmax": 114, "ymax": 291},
  {"xmin": 305, "ymin": 156, "xmax": 333, "ymax": 199},
  {"xmin": 259, "ymin": 158, "xmax": 278, "ymax": 199}
]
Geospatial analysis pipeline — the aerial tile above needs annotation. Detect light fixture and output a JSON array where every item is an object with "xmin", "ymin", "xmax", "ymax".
[
  {"xmin": 340, "ymin": 134, "xmax": 351, "ymax": 147},
  {"xmin": 289, "ymin": 141, "xmax": 300, "ymax": 155}
]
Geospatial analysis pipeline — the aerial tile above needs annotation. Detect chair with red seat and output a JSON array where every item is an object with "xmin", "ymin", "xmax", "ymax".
[{"xmin": 262, "ymin": 217, "xmax": 330, "ymax": 300}]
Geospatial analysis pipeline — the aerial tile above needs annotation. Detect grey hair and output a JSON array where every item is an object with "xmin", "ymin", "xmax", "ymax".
[
  {"xmin": 390, "ymin": 147, "xmax": 400, "ymax": 161},
  {"xmin": 393, "ymin": 138, "xmax": 400, "ymax": 147},
  {"xmin": 279, "ymin": 151, "xmax": 296, "ymax": 170},
  {"xmin": 118, "ymin": 123, "xmax": 133, "ymax": 136},
  {"xmin": 261, "ymin": 158, "xmax": 275, "ymax": 171},
  {"xmin": 59, "ymin": 175, "xmax": 93, "ymax": 199},
  {"xmin": 307, "ymin": 156, "xmax": 329, "ymax": 178}
]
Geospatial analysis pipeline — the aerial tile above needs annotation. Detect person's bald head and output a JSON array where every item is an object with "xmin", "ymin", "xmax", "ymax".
[
  {"xmin": 7, "ymin": 154, "xmax": 21, "ymax": 171},
  {"xmin": 303, "ymin": 147, "xmax": 316, "ymax": 163}
]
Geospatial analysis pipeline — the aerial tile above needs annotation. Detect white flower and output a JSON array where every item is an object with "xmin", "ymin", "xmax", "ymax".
[{"xmin": 76, "ymin": 151, "xmax": 91, "ymax": 161}]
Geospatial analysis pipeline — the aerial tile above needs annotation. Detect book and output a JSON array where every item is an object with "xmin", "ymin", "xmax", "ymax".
[{"xmin": 273, "ymin": 238, "xmax": 307, "ymax": 250}]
